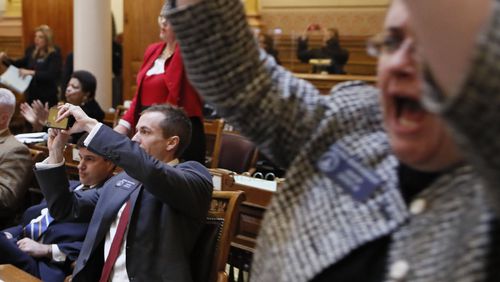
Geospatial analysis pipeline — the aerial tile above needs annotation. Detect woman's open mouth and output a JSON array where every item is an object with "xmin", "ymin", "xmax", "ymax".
[{"xmin": 393, "ymin": 96, "xmax": 426, "ymax": 131}]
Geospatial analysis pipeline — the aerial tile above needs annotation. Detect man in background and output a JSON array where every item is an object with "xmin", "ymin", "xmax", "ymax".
[
  {"xmin": 0, "ymin": 133, "xmax": 115, "ymax": 281},
  {"xmin": 0, "ymin": 88, "xmax": 31, "ymax": 228},
  {"xmin": 38, "ymin": 103, "xmax": 213, "ymax": 281}
]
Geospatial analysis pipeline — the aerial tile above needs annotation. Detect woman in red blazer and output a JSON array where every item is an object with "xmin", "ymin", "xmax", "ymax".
[{"xmin": 115, "ymin": 14, "xmax": 205, "ymax": 163}]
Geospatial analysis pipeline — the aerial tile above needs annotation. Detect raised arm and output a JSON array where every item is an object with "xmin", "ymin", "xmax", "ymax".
[
  {"xmin": 35, "ymin": 129, "xmax": 99, "ymax": 222},
  {"xmin": 165, "ymin": 0, "xmax": 335, "ymax": 169},
  {"xmin": 88, "ymin": 126, "xmax": 213, "ymax": 219},
  {"xmin": 55, "ymin": 104, "xmax": 213, "ymax": 219}
]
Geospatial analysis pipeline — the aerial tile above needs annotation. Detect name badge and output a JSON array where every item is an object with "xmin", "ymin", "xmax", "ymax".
[
  {"xmin": 115, "ymin": 179, "xmax": 136, "ymax": 189},
  {"xmin": 317, "ymin": 144, "xmax": 382, "ymax": 202}
]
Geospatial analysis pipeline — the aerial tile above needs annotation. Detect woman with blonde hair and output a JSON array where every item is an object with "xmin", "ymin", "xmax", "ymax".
[{"xmin": 0, "ymin": 25, "xmax": 62, "ymax": 107}]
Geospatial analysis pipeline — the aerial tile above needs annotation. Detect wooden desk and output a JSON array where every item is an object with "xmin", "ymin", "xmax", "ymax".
[
  {"xmin": 294, "ymin": 73, "xmax": 377, "ymax": 95},
  {"xmin": 212, "ymin": 169, "xmax": 275, "ymax": 252},
  {"xmin": 0, "ymin": 264, "xmax": 41, "ymax": 282},
  {"xmin": 211, "ymin": 170, "xmax": 279, "ymax": 281}
]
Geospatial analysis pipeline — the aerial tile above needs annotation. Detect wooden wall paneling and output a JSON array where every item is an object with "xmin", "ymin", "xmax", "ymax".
[
  {"xmin": 123, "ymin": 0, "xmax": 164, "ymax": 102},
  {"xmin": 21, "ymin": 0, "xmax": 73, "ymax": 62}
]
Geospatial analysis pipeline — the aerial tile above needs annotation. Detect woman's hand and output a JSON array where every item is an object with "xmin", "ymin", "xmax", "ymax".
[
  {"xmin": 20, "ymin": 102, "xmax": 38, "ymax": 126},
  {"xmin": 19, "ymin": 68, "xmax": 35, "ymax": 78},
  {"xmin": 0, "ymin": 52, "xmax": 7, "ymax": 62},
  {"xmin": 20, "ymin": 100, "xmax": 49, "ymax": 131},
  {"xmin": 32, "ymin": 100, "xmax": 49, "ymax": 124},
  {"xmin": 20, "ymin": 101, "xmax": 46, "ymax": 131},
  {"xmin": 301, "ymin": 24, "xmax": 320, "ymax": 40}
]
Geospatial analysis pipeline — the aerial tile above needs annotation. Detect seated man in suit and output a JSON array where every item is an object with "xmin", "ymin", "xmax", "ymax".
[
  {"xmin": 0, "ymin": 88, "xmax": 32, "ymax": 228},
  {"xmin": 0, "ymin": 133, "xmax": 115, "ymax": 282},
  {"xmin": 36, "ymin": 104, "xmax": 213, "ymax": 281}
]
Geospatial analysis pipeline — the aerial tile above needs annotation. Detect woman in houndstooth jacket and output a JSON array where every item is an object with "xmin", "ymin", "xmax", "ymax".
[{"xmin": 166, "ymin": 0, "xmax": 500, "ymax": 281}]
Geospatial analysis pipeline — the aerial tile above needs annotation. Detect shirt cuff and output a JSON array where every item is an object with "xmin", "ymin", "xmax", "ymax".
[
  {"xmin": 51, "ymin": 244, "xmax": 67, "ymax": 262},
  {"xmin": 84, "ymin": 122, "xmax": 103, "ymax": 147},
  {"xmin": 35, "ymin": 157, "xmax": 65, "ymax": 170},
  {"xmin": 118, "ymin": 119, "xmax": 131, "ymax": 131}
]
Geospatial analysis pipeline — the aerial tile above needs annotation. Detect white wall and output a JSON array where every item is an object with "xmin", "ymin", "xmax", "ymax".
[
  {"xmin": 0, "ymin": 0, "xmax": 5, "ymax": 13},
  {"xmin": 111, "ymin": 0, "xmax": 123, "ymax": 34}
]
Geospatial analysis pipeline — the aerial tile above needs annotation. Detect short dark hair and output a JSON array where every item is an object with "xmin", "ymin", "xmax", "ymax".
[
  {"xmin": 76, "ymin": 132, "xmax": 90, "ymax": 149},
  {"xmin": 142, "ymin": 104, "xmax": 192, "ymax": 158},
  {"xmin": 71, "ymin": 70, "xmax": 97, "ymax": 99}
]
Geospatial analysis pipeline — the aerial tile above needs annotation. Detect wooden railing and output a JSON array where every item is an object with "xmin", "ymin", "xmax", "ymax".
[{"xmin": 294, "ymin": 73, "xmax": 377, "ymax": 94}]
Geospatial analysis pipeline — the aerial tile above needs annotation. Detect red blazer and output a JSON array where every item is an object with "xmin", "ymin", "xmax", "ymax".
[{"xmin": 122, "ymin": 42, "xmax": 203, "ymax": 127}]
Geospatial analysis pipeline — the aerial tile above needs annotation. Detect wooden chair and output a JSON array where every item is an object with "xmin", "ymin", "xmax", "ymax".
[
  {"xmin": 204, "ymin": 118, "xmax": 225, "ymax": 168},
  {"xmin": 217, "ymin": 132, "xmax": 258, "ymax": 174},
  {"xmin": 191, "ymin": 190, "xmax": 245, "ymax": 282}
]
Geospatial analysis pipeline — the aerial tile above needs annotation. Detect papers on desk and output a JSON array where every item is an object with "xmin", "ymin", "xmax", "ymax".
[
  {"xmin": 15, "ymin": 132, "xmax": 48, "ymax": 144},
  {"xmin": 0, "ymin": 65, "xmax": 33, "ymax": 93},
  {"xmin": 234, "ymin": 175, "xmax": 277, "ymax": 192},
  {"xmin": 212, "ymin": 174, "xmax": 222, "ymax": 191}
]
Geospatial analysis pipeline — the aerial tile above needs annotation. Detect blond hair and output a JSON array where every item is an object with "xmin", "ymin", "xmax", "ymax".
[{"xmin": 32, "ymin": 24, "xmax": 56, "ymax": 59}]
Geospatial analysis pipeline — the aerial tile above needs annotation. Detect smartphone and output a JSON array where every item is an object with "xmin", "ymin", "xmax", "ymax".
[
  {"xmin": 308, "ymin": 24, "xmax": 321, "ymax": 31},
  {"xmin": 46, "ymin": 106, "xmax": 69, "ymax": 129}
]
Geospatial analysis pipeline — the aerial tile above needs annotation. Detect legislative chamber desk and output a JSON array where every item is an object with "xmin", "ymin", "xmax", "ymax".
[
  {"xmin": 210, "ymin": 169, "xmax": 280, "ymax": 278},
  {"xmin": 294, "ymin": 73, "xmax": 377, "ymax": 95},
  {"xmin": 0, "ymin": 264, "xmax": 41, "ymax": 282}
]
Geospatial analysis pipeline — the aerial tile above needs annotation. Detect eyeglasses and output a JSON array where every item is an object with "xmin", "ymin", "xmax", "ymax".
[{"xmin": 366, "ymin": 31, "xmax": 415, "ymax": 58}]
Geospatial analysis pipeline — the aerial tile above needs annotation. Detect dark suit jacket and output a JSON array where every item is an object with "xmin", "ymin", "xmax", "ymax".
[
  {"xmin": 36, "ymin": 126, "xmax": 213, "ymax": 282},
  {"xmin": 5, "ymin": 45, "xmax": 62, "ymax": 106},
  {"xmin": 0, "ymin": 181, "xmax": 94, "ymax": 282}
]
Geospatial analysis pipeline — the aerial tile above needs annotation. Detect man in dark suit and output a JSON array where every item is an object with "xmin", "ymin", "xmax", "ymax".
[
  {"xmin": 0, "ymin": 133, "xmax": 115, "ymax": 281},
  {"xmin": 36, "ymin": 103, "xmax": 213, "ymax": 281}
]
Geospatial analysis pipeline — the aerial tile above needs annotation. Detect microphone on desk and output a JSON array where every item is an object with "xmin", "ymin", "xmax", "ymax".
[
  {"xmin": 253, "ymin": 172, "xmax": 263, "ymax": 179},
  {"xmin": 251, "ymin": 172, "xmax": 275, "ymax": 181}
]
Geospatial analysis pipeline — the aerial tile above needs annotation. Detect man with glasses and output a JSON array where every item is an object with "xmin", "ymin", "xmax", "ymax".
[{"xmin": 163, "ymin": 0, "xmax": 500, "ymax": 281}]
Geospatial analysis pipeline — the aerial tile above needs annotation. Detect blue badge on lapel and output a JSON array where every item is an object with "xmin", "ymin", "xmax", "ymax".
[
  {"xmin": 317, "ymin": 144, "xmax": 382, "ymax": 202},
  {"xmin": 115, "ymin": 179, "xmax": 136, "ymax": 189}
]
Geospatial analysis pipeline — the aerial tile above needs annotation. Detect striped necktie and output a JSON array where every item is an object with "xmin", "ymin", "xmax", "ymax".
[{"xmin": 23, "ymin": 208, "xmax": 54, "ymax": 240}]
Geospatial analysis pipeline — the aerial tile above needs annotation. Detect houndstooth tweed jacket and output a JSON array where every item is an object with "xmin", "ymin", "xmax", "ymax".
[{"xmin": 167, "ymin": 0, "xmax": 500, "ymax": 281}]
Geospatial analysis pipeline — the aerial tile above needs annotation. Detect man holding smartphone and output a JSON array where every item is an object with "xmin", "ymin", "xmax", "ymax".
[{"xmin": 36, "ymin": 103, "xmax": 213, "ymax": 281}]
